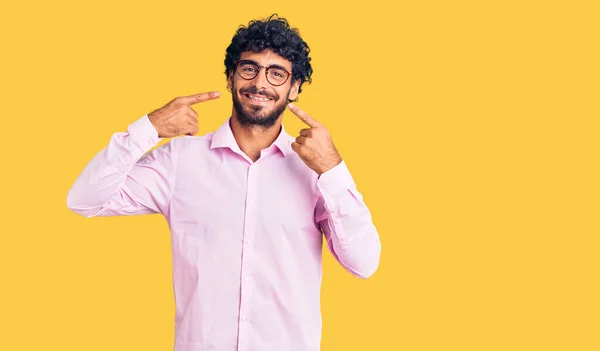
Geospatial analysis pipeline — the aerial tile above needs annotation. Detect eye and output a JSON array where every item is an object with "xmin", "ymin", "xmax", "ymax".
[{"xmin": 270, "ymin": 70, "xmax": 285, "ymax": 78}]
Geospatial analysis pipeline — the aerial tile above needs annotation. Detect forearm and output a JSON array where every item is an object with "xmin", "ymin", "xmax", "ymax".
[
  {"xmin": 323, "ymin": 208, "xmax": 381, "ymax": 279},
  {"xmin": 66, "ymin": 115, "xmax": 162, "ymax": 217},
  {"xmin": 317, "ymin": 161, "xmax": 381, "ymax": 278}
]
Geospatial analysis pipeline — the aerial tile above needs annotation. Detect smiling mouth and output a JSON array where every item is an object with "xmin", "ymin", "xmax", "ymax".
[{"xmin": 243, "ymin": 93, "xmax": 274, "ymax": 102}]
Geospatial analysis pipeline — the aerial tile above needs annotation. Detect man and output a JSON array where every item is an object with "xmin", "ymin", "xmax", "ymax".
[{"xmin": 67, "ymin": 14, "xmax": 381, "ymax": 351}]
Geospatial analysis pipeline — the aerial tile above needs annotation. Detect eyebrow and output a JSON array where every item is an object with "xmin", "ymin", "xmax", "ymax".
[
  {"xmin": 240, "ymin": 59, "xmax": 290, "ymax": 72},
  {"xmin": 267, "ymin": 64, "xmax": 288, "ymax": 71}
]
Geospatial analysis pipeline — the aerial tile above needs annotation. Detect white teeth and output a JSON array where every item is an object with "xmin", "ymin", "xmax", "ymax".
[{"xmin": 247, "ymin": 94, "xmax": 271, "ymax": 101}]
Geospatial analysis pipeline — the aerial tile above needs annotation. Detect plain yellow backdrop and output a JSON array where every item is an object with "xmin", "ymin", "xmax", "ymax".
[{"xmin": 1, "ymin": 0, "xmax": 599, "ymax": 350}]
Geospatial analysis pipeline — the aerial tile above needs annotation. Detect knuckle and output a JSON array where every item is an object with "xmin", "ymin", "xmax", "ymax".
[{"xmin": 166, "ymin": 125, "xmax": 178, "ymax": 134}]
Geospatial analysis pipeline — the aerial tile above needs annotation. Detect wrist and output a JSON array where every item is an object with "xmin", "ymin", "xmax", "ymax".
[
  {"xmin": 147, "ymin": 112, "xmax": 164, "ymax": 137},
  {"xmin": 318, "ymin": 157, "xmax": 343, "ymax": 176}
]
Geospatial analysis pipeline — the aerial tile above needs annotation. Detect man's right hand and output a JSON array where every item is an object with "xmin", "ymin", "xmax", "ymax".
[{"xmin": 148, "ymin": 91, "xmax": 221, "ymax": 138}]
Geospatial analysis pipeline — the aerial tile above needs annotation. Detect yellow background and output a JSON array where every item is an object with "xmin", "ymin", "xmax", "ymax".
[{"xmin": 1, "ymin": 0, "xmax": 598, "ymax": 350}]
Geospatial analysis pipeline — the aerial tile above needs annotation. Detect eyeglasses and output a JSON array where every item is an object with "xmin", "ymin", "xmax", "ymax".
[{"xmin": 235, "ymin": 60, "xmax": 292, "ymax": 86}]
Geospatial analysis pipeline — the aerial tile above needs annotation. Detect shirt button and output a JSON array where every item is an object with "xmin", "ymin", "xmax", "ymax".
[
  {"xmin": 241, "ymin": 316, "xmax": 248, "ymax": 321},
  {"xmin": 243, "ymin": 276, "xmax": 249, "ymax": 282},
  {"xmin": 243, "ymin": 239, "xmax": 252, "ymax": 244}
]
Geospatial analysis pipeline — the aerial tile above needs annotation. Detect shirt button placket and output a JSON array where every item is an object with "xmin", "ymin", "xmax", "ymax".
[{"xmin": 237, "ymin": 164, "xmax": 258, "ymax": 351}]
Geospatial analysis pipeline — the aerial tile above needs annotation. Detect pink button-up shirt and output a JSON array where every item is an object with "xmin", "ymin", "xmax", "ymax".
[{"xmin": 67, "ymin": 115, "xmax": 381, "ymax": 351}]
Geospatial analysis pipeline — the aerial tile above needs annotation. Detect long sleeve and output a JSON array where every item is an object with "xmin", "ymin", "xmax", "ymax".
[
  {"xmin": 66, "ymin": 115, "xmax": 176, "ymax": 218},
  {"xmin": 315, "ymin": 161, "xmax": 381, "ymax": 279}
]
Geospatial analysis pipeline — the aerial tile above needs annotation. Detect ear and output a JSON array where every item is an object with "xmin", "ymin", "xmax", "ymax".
[
  {"xmin": 288, "ymin": 79, "xmax": 301, "ymax": 101},
  {"xmin": 227, "ymin": 71, "xmax": 234, "ymax": 92}
]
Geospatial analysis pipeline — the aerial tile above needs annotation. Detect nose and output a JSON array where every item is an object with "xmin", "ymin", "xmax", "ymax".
[{"xmin": 251, "ymin": 67, "xmax": 270, "ymax": 89}]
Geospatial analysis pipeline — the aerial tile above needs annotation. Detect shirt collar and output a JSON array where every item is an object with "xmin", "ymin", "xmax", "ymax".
[{"xmin": 210, "ymin": 117, "xmax": 293, "ymax": 157}]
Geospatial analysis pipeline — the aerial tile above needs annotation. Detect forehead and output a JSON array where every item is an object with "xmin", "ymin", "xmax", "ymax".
[{"xmin": 239, "ymin": 50, "xmax": 292, "ymax": 70}]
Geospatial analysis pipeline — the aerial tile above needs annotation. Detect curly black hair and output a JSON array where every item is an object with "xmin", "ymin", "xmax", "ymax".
[{"xmin": 224, "ymin": 14, "xmax": 313, "ymax": 98}]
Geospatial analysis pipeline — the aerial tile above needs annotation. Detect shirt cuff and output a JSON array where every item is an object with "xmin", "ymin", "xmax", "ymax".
[
  {"xmin": 127, "ymin": 114, "xmax": 162, "ymax": 149},
  {"xmin": 317, "ymin": 160, "xmax": 355, "ymax": 195}
]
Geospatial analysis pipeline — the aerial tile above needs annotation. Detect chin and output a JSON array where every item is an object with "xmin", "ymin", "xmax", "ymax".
[{"xmin": 233, "ymin": 92, "xmax": 287, "ymax": 128}]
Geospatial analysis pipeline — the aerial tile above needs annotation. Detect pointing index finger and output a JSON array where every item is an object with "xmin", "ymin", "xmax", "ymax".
[
  {"xmin": 179, "ymin": 91, "xmax": 221, "ymax": 105},
  {"xmin": 287, "ymin": 103, "xmax": 321, "ymax": 127}
]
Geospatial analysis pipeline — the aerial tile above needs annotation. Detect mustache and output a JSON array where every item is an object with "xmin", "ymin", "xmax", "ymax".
[{"xmin": 239, "ymin": 87, "xmax": 277, "ymax": 100}]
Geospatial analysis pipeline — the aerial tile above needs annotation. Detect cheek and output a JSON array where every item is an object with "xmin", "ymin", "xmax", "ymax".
[
  {"xmin": 275, "ymin": 87, "xmax": 292, "ymax": 100},
  {"xmin": 232, "ymin": 77, "xmax": 244, "ymax": 90}
]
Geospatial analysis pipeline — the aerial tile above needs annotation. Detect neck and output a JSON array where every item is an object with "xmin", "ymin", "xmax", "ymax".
[{"xmin": 229, "ymin": 114, "xmax": 282, "ymax": 162}]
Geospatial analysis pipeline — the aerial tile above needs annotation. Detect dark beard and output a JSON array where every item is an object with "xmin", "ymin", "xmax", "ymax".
[{"xmin": 233, "ymin": 86, "xmax": 289, "ymax": 128}]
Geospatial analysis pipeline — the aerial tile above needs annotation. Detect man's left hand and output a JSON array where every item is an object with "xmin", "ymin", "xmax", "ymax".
[{"xmin": 288, "ymin": 103, "xmax": 342, "ymax": 176}]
